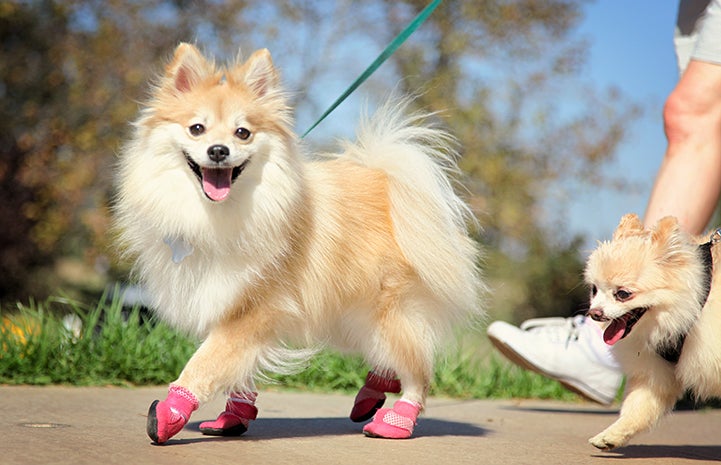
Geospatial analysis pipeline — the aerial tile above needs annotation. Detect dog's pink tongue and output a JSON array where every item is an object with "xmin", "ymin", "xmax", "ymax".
[
  {"xmin": 603, "ymin": 319, "xmax": 627, "ymax": 346},
  {"xmin": 201, "ymin": 168, "xmax": 233, "ymax": 202}
]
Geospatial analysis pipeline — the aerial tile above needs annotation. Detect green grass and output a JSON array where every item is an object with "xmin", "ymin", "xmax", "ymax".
[
  {"xmin": 0, "ymin": 295, "xmax": 196, "ymax": 385},
  {"xmin": 0, "ymin": 295, "xmax": 578, "ymax": 401}
]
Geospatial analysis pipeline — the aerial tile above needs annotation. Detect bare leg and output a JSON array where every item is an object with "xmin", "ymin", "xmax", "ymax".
[{"xmin": 644, "ymin": 59, "xmax": 721, "ymax": 233}]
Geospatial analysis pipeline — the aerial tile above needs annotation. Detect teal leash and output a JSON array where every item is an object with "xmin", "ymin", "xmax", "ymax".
[{"xmin": 301, "ymin": 0, "xmax": 442, "ymax": 138}]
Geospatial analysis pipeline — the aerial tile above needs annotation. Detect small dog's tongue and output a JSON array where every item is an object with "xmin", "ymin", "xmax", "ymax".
[
  {"xmin": 603, "ymin": 318, "xmax": 627, "ymax": 346},
  {"xmin": 201, "ymin": 167, "xmax": 233, "ymax": 202}
]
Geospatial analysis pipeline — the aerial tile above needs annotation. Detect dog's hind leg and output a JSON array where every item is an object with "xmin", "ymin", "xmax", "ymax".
[{"xmin": 362, "ymin": 289, "xmax": 438, "ymax": 439}]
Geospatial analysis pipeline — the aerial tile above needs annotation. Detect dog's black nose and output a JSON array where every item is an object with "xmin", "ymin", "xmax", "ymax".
[{"xmin": 207, "ymin": 144, "xmax": 230, "ymax": 162}]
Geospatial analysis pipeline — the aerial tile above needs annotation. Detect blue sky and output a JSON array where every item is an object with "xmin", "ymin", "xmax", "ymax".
[
  {"xmin": 293, "ymin": 1, "xmax": 683, "ymax": 246},
  {"xmin": 566, "ymin": 1, "xmax": 680, "ymax": 243}
]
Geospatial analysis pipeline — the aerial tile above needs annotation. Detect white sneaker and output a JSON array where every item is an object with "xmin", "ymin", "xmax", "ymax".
[
  {"xmin": 519, "ymin": 316, "xmax": 569, "ymax": 331},
  {"xmin": 487, "ymin": 316, "xmax": 623, "ymax": 405}
]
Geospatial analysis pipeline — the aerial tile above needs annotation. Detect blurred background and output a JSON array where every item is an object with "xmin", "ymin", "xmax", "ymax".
[{"xmin": 0, "ymin": 0, "xmax": 686, "ymax": 324}]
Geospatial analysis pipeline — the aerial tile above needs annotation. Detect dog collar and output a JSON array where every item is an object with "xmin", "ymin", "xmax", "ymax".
[{"xmin": 655, "ymin": 233, "xmax": 717, "ymax": 364}]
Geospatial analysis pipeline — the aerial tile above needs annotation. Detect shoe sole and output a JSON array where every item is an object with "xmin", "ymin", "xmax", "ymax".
[
  {"xmin": 488, "ymin": 333, "xmax": 613, "ymax": 405},
  {"xmin": 147, "ymin": 400, "xmax": 160, "ymax": 444},
  {"xmin": 362, "ymin": 430, "xmax": 411, "ymax": 439},
  {"xmin": 199, "ymin": 423, "xmax": 248, "ymax": 436}
]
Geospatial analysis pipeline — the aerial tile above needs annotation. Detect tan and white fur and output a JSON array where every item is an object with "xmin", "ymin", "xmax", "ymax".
[
  {"xmin": 585, "ymin": 213, "xmax": 721, "ymax": 450},
  {"xmin": 114, "ymin": 43, "xmax": 485, "ymax": 424}
]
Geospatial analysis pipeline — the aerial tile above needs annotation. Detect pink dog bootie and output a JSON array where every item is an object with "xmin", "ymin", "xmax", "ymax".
[
  {"xmin": 350, "ymin": 370, "xmax": 401, "ymax": 422},
  {"xmin": 363, "ymin": 399, "xmax": 421, "ymax": 439},
  {"xmin": 147, "ymin": 384, "xmax": 199, "ymax": 444},
  {"xmin": 199, "ymin": 391, "xmax": 258, "ymax": 436}
]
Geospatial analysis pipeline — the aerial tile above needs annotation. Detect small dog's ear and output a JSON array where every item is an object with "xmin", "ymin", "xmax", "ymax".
[
  {"xmin": 165, "ymin": 43, "xmax": 212, "ymax": 93},
  {"xmin": 235, "ymin": 48, "xmax": 280, "ymax": 97},
  {"xmin": 613, "ymin": 213, "xmax": 644, "ymax": 240},
  {"xmin": 652, "ymin": 216, "xmax": 688, "ymax": 264}
]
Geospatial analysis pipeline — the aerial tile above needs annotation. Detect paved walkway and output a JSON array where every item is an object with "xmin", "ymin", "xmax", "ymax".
[{"xmin": 1, "ymin": 385, "xmax": 720, "ymax": 464}]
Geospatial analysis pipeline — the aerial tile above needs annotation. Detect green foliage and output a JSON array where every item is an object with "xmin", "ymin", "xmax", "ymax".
[
  {"xmin": 0, "ymin": 296, "xmax": 197, "ymax": 385},
  {"xmin": 515, "ymin": 235, "xmax": 589, "ymax": 322},
  {"xmin": 272, "ymin": 350, "xmax": 577, "ymax": 401},
  {"xmin": 269, "ymin": 352, "xmax": 369, "ymax": 392},
  {"xmin": 386, "ymin": 0, "xmax": 639, "ymax": 253},
  {"xmin": 486, "ymin": 235, "xmax": 590, "ymax": 324},
  {"xmin": 0, "ymin": 2, "xmax": 72, "ymax": 299},
  {"xmin": 432, "ymin": 354, "xmax": 577, "ymax": 400},
  {"xmin": 0, "ymin": 296, "xmax": 580, "ymax": 401}
]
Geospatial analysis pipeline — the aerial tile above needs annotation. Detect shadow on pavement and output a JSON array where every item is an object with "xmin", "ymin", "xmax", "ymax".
[
  {"xmin": 183, "ymin": 416, "xmax": 487, "ymax": 441},
  {"xmin": 503, "ymin": 405, "xmax": 619, "ymax": 416},
  {"xmin": 594, "ymin": 444, "xmax": 721, "ymax": 462}
]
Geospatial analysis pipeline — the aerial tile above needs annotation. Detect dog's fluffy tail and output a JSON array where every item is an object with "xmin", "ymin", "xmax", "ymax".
[{"xmin": 343, "ymin": 97, "xmax": 485, "ymax": 325}]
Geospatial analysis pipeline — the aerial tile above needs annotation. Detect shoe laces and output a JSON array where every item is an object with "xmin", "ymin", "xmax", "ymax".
[{"xmin": 530, "ymin": 314, "xmax": 586, "ymax": 347}]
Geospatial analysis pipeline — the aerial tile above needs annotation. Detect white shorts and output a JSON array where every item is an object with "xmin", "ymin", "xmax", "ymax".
[{"xmin": 675, "ymin": 0, "xmax": 721, "ymax": 73}]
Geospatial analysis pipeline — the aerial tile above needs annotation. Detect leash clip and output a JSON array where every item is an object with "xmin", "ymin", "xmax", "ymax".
[{"xmin": 711, "ymin": 228, "xmax": 721, "ymax": 244}]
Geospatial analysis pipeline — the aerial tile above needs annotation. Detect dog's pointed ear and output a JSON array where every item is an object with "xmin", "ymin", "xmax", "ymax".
[
  {"xmin": 613, "ymin": 213, "xmax": 645, "ymax": 240},
  {"xmin": 652, "ymin": 216, "xmax": 689, "ymax": 264},
  {"xmin": 236, "ymin": 48, "xmax": 280, "ymax": 97},
  {"xmin": 165, "ymin": 43, "xmax": 212, "ymax": 93}
]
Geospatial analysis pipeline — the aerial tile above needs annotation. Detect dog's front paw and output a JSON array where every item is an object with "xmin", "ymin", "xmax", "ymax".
[
  {"xmin": 589, "ymin": 433, "xmax": 615, "ymax": 451},
  {"xmin": 589, "ymin": 429, "xmax": 628, "ymax": 451}
]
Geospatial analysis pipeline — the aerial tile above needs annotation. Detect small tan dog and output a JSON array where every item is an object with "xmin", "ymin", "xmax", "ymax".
[{"xmin": 585, "ymin": 213, "xmax": 721, "ymax": 450}]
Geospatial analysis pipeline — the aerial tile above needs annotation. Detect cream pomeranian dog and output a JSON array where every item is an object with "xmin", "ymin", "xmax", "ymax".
[
  {"xmin": 585, "ymin": 213, "xmax": 721, "ymax": 450},
  {"xmin": 114, "ymin": 43, "xmax": 485, "ymax": 444}
]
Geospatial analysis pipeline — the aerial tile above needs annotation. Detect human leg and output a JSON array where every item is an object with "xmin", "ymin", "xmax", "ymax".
[
  {"xmin": 644, "ymin": 60, "xmax": 721, "ymax": 232},
  {"xmin": 645, "ymin": 0, "xmax": 721, "ymax": 231}
]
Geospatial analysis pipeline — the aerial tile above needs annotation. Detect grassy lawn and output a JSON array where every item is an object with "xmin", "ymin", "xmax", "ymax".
[{"xmin": 0, "ymin": 295, "xmax": 578, "ymax": 402}]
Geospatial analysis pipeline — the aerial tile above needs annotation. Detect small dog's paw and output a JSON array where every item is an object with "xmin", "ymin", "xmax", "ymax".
[
  {"xmin": 589, "ymin": 430, "xmax": 628, "ymax": 451},
  {"xmin": 589, "ymin": 433, "xmax": 616, "ymax": 451}
]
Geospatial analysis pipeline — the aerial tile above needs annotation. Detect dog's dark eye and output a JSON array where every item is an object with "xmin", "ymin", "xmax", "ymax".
[
  {"xmin": 235, "ymin": 127, "xmax": 251, "ymax": 140},
  {"xmin": 591, "ymin": 285, "xmax": 598, "ymax": 297},
  {"xmin": 614, "ymin": 288, "xmax": 633, "ymax": 302},
  {"xmin": 189, "ymin": 124, "xmax": 205, "ymax": 136}
]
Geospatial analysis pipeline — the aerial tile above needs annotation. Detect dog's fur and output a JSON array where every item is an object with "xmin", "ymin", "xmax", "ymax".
[
  {"xmin": 114, "ymin": 43, "xmax": 485, "ymax": 419},
  {"xmin": 585, "ymin": 213, "xmax": 721, "ymax": 450}
]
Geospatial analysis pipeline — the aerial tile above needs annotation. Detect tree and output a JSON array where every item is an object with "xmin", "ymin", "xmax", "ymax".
[
  {"xmin": 1, "ymin": 0, "xmax": 639, "ymax": 315},
  {"xmin": 0, "ymin": 2, "xmax": 72, "ymax": 299},
  {"xmin": 374, "ymin": 0, "xmax": 638, "ymax": 248}
]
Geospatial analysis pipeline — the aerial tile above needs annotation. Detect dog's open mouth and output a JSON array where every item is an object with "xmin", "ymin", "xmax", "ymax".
[
  {"xmin": 602, "ymin": 308, "xmax": 647, "ymax": 346},
  {"xmin": 185, "ymin": 155, "xmax": 249, "ymax": 202}
]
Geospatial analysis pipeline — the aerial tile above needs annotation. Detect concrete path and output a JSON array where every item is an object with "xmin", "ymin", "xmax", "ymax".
[{"xmin": 1, "ymin": 385, "xmax": 720, "ymax": 464}]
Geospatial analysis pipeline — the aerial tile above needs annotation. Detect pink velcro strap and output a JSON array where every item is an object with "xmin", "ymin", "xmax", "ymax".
[{"xmin": 379, "ymin": 408, "xmax": 416, "ymax": 431}]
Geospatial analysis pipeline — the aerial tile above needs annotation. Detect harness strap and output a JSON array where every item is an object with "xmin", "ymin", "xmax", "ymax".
[{"xmin": 656, "ymin": 240, "xmax": 714, "ymax": 363}]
